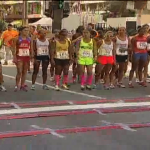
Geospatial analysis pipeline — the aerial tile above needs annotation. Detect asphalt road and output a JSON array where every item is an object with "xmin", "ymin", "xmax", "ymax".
[{"xmin": 0, "ymin": 65, "xmax": 150, "ymax": 150}]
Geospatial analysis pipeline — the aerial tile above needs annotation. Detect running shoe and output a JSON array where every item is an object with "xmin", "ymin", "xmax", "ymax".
[
  {"xmin": 43, "ymin": 85, "xmax": 49, "ymax": 90},
  {"xmin": 86, "ymin": 85, "xmax": 92, "ymax": 90},
  {"xmin": 110, "ymin": 84, "xmax": 115, "ymax": 89},
  {"xmin": 62, "ymin": 84, "xmax": 69, "ymax": 90},
  {"xmin": 128, "ymin": 82, "xmax": 134, "ymax": 88},
  {"xmin": 100, "ymin": 79, "xmax": 104, "ymax": 84},
  {"xmin": 14, "ymin": 86, "xmax": 19, "ymax": 92},
  {"xmin": 117, "ymin": 83, "xmax": 125, "ymax": 88},
  {"xmin": 31, "ymin": 85, "xmax": 35, "ymax": 90},
  {"xmin": 50, "ymin": 77, "xmax": 54, "ymax": 82},
  {"xmin": 55, "ymin": 85, "xmax": 60, "ymax": 91},
  {"xmin": 104, "ymin": 85, "xmax": 110, "ymax": 90},
  {"xmin": 81, "ymin": 85, "xmax": 85, "ymax": 90},
  {"xmin": 20, "ymin": 86, "xmax": 28, "ymax": 92},
  {"xmin": 93, "ymin": 84, "xmax": 97, "ymax": 89},
  {"xmin": 135, "ymin": 78, "xmax": 139, "ymax": 83},
  {"xmin": 24, "ymin": 84, "xmax": 28, "ymax": 87},
  {"xmin": 0, "ymin": 85, "xmax": 7, "ymax": 92},
  {"xmin": 139, "ymin": 81, "xmax": 147, "ymax": 87}
]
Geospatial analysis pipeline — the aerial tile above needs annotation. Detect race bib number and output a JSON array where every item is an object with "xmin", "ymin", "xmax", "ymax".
[
  {"xmin": 57, "ymin": 51, "xmax": 69, "ymax": 59},
  {"xmin": 119, "ymin": 44, "xmax": 127, "ymax": 53},
  {"xmin": 137, "ymin": 42, "xmax": 147, "ymax": 50},
  {"xmin": 81, "ymin": 50, "xmax": 93, "ymax": 57},
  {"xmin": 18, "ymin": 49, "xmax": 30, "ymax": 56},
  {"xmin": 37, "ymin": 47, "xmax": 49, "ymax": 56}
]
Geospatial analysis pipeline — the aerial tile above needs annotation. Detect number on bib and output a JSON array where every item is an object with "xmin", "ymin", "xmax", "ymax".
[
  {"xmin": 37, "ymin": 47, "xmax": 48, "ymax": 56},
  {"xmin": 57, "ymin": 51, "xmax": 69, "ymax": 59},
  {"xmin": 18, "ymin": 49, "xmax": 30, "ymax": 56},
  {"xmin": 82, "ymin": 50, "xmax": 92, "ymax": 57},
  {"xmin": 137, "ymin": 42, "xmax": 147, "ymax": 50}
]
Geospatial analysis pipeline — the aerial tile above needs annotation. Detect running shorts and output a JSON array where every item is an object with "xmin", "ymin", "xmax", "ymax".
[
  {"xmin": 17, "ymin": 56, "xmax": 30, "ymax": 63},
  {"xmin": 54, "ymin": 58, "xmax": 70, "ymax": 66},
  {"xmin": 116, "ymin": 55, "xmax": 128, "ymax": 63},
  {"xmin": 97, "ymin": 56, "xmax": 114, "ymax": 65},
  {"xmin": 78, "ymin": 57, "xmax": 94, "ymax": 66},
  {"xmin": 35, "ymin": 56, "xmax": 49, "ymax": 62},
  {"xmin": 133, "ymin": 53, "xmax": 148, "ymax": 61}
]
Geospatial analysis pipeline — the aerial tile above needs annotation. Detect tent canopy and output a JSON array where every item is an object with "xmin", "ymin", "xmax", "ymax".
[{"xmin": 30, "ymin": 18, "xmax": 52, "ymax": 26}]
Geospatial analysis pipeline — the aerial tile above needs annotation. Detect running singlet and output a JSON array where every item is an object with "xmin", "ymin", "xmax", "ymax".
[
  {"xmin": 17, "ymin": 37, "xmax": 30, "ymax": 56},
  {"xmin": 55, "ymin": 40, "xmax": 69, "ymax": 59},
  {"xmin": 98, "ymin": 40, "xmax": 113, "ymax": 56},
  {"xmin": 134, "ymin": 36, "xmax": 147, "ymax": 53},
  {"xmin": 116, "ymin": 37, "xmax": 128, "ymax": 56},
  {"xmin": 36, "ymin": 38, "xmax": 49, "ymax": 56},
  {"xmin": 79, "ymin": 38, "xmax": 93, "ymax": 58}
]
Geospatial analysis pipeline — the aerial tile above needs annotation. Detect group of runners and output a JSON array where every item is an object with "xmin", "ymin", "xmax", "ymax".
[{"xmin": 0, "ymin": 23, "xmax": 150, "ymax": 92}]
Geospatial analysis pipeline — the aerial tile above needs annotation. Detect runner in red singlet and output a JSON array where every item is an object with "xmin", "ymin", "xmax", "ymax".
[
  {"xmin": 13, "ymin": 27, "xmax": 33, "ymax": 91},
  {"xmin": 129, "ymin": 27, "xmax": 148, "ymax": 87}
]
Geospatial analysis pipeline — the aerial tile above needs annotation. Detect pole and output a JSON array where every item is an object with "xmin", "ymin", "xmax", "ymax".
[
  {"xmin": 52, "ymin": 8, "xmax": 63, "ymax": 32},
  {"xmin": 23, "ymin": 0, "xmax": 28, "ymax": 26}
]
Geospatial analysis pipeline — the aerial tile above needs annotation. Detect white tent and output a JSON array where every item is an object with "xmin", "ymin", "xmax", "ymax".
[{"xmin": 30, "ymin": 18, "xmax": 52, "ymax": 26}]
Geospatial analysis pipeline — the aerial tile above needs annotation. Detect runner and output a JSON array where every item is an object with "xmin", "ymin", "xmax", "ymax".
[
  {"xmin": 31, "ymin": 29, "xmax": 50, "ymax": 90},
  {"xmin": 72, "ymin": 26, "xmax": 85, "ymax": 83},
  {"xmin": 50, "ymin": 29, "xmax": 72, "ymax": 91},
  {"xmin": 12, "ymin": 26, "xmax": 33, "ymax": 91},
  {"xmin": 0, "ymin": 31, "xmax": 6, "ymax": 91},
  {"xmin": 114, "ymin": 27, "xmax": 131, "ymax": 88},
  {"xmin": 96, "ymin": 31, "xmax": 115, "ymax": 90},
  {"xmin": 76, "ymin": 28, "xmax": 97, "ymax": 90},
  {"xmin": 129, "ymin": 27, "xmax": 148, "ymax": 87},
  {"xmin": 49, "ymin": 29, "xmax": 59, "ymax": 81}
]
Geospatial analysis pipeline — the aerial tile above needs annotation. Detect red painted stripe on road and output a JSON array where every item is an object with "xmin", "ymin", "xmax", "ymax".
[
  {"xmin": 0, "ymin": 97, "xmax": 150, "ymax": 108},
  {"xmin": 0, "ymin": 107, "xmax": 150, "ymax": 120},
  {"xmin": 0, "ymin": 122, "xmax": 150, "ymax": 139}
]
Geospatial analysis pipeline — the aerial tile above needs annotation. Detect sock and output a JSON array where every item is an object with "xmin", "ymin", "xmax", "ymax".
[
  {"xmin": 81, "ymin": 74, "xmax": 85, "ymax": 86},
  {"xmin": 87, "ymin": 75, "xmax": 93, "ymax": 85},
  {"xmin": 55, "ymin": 75, "xmax": 60, "ymax": 86},
  {"xmin": 63, "ymin": 75, "xmax": 68, "ymax": 84}
]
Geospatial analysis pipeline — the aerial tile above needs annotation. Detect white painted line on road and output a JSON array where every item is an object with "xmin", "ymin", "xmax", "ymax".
[
  {"xmin": 0, "ymin": 102, "xmax": 150, "ymax": 115},
  {"xmin": 3, "ymin": 74, "xmax": 104, "ymax": 99}
]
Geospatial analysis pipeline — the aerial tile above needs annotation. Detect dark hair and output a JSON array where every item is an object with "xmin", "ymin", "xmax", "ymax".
[
  {"xmin": 59, "ymin": 29, "xmax": 68, "ymax": 35},
  {"xmin": 19, "ymin": 26, "xmax": 28, "ymax": 32},
  {"xmin": 98, "ymin": 30, "xmax": 104, "ymax": 38},
  {"xmin": 142, "ymin": 24, "xmax": 149, "ymax": 28},
  {"xmin": 76, "ymin": 26, "xmax": 85, "ymax": 34},
  {"xmin": 8, "ymin": 24, "xmax": 13, "ymax": 27}
]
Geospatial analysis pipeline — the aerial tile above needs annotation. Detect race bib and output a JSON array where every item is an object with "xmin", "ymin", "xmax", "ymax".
[
  {"xmin": 57, "ymin": 51, "xmax": 69, "ymax": 59},
  {"xmin": 18, "ymin": 49, "xmax": 30, "ymax": 56},
  {"xmin": 147, "ymin": 44, "xmax": 150, "ymax": 50},
  {"xmin": 81, "ymin": 50, "xmax": 93, "ymax": 57},
  {"xmin": 37, "ymin": 47, "xmax": 49, "ymax": 56},
  {"xmin": 119, "ymin": 44, "xmax": 127, "ymax": 53},
  {"xmin": 137, "ymin": 42, "xmax": 147, "ymax": 50}
]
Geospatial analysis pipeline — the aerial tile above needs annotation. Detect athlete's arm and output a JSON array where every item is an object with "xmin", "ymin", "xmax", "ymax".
[
  {"xmin": 112, "ymin": 42, "xmax": 116, "ymax": 56},
  {"xmin": 32, "ymin": 40, "xmax": 37, "ymax": 58},
  {"xmin": 68, "ymin": 41, "xmax": 73, "ymax": 60},
  {"xmin": 93, "ymin": 39, "xmax": 97, "ymax": 59},
  {"xmin": 128, "ymin": 38, "xmax": 132, "ymax": 52},
  {"xmin": 50, "ymin": 41, "xmax": 56, "ymax": 63},
  {"xmin": 75, "ymin": 40, "xmax": 80, "ymax": 60},
  {"xmin": 11, "ymin": 37, "xmax": 18, "ymax": 56}
]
